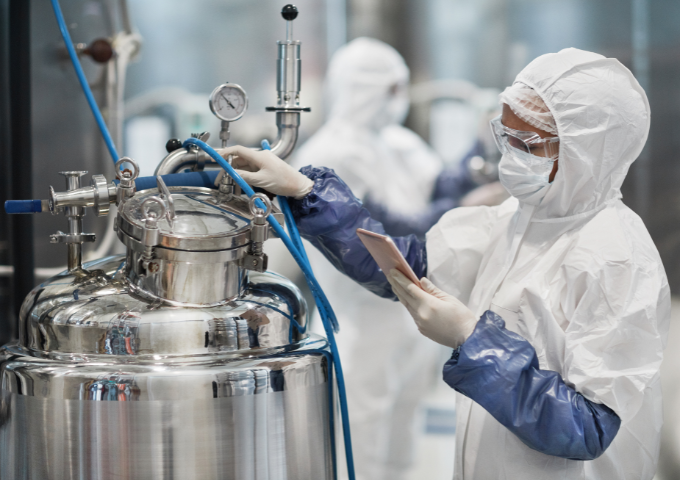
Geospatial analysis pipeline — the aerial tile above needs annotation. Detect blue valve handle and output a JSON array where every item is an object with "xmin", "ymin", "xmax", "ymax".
[{"xmin": 5, "ymin": 199, "xmax": 44, "ymax": 214}]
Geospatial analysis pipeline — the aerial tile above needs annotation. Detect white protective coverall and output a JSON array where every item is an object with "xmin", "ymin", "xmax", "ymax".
[
  {"xmin": 293, "ymin": 37, "xmax": 443, "ymax": 480},
  {"xmin": 426, "ymin": 47, "xmax": 670, "ymax": 479}
]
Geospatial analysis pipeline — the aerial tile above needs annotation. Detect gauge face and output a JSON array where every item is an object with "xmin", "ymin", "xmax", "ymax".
[{"xmin": 209, "ymin": 83, "xmax": 248, "ymax": 122}]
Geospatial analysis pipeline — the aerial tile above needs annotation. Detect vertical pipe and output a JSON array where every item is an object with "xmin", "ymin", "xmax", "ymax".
[
  {"xmin": 9, "ymin": 0, "xmax": 34, "ymax": 330},
  {"xmin": 632, "ymin": 0, "xmax": 650, "ymax": 221},
  {"xmin": 0, "ymin": 0, "xmax": 12, "ymax": 344},
  {"xmin": 326, "ymin": 0, "xmax": 347, "ymax": 59}
]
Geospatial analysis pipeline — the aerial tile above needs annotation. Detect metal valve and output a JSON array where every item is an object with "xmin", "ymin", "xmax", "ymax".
[
  {"xmin": 49, "ymin": 173, "xmax": 117, "ymax": 216},
  {"xmin": 139, "ymin": 196, "xmax": 167, "ymax": 275},
  {"xmin": 242, "ymin": 194, "xmax": 272, "ymax": 272},
  {"xmin": 49, "ymin": 171, "xmax": 97, "ymax": 273}
]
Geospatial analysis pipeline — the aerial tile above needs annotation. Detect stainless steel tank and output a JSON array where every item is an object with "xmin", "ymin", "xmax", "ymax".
[{"xmin": 0, "ymin": 178, "xmax": 334, "ymax": 479}]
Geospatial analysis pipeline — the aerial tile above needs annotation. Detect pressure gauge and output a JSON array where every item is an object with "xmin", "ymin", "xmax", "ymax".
[{"xmin": 209, "ymin": 83, "xmax": 248, "ymax": 122}]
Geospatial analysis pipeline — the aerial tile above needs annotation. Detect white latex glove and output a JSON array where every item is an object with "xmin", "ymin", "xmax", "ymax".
[
  {"xmin": 219, "ymin": 145, "xmax": 314, "ymax": 199},
  {"xmin": 387, "ymin": 269, "xmax": 478, "ymax": 349}
]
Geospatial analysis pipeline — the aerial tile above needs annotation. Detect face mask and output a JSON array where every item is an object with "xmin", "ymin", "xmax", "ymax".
[{"xmin": 498, "ymin": 149, "xmax": 556, "ymax": 205}]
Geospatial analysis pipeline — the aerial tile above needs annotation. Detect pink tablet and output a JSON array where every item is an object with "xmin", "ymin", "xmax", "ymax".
[{"xmin": 356, "ymin": 228, "xmax": 421, "ymax": 287}]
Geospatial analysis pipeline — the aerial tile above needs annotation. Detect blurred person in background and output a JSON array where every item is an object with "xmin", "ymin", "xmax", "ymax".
[{"xmin": 290, "ymin": 37, "xmax": 499, "ymax": 480}]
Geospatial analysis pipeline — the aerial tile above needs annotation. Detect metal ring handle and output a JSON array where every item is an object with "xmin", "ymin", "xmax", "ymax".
[
  {"xmin": 141, "ymin": 196, "xmax": 167, "ymax": 222},
  {"xmin": 115, "ymin": 157, "xmax": 140, "ymax": 181},
  {"xmin": 249, "ymin": 193, "xmax": 273, "ymax": 218}
]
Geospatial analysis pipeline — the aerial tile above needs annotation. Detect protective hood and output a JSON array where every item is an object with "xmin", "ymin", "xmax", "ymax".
[
  {"xmin": 515, "ymin": 48, "xmax": 650, "ymax": 220},
  {"xmin": 325, "ymin": 37, "xmax": 410, "ymax": 130}
]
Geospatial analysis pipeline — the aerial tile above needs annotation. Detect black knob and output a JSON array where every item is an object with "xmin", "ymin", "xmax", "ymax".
[
  {"xmin": 165, "ymin": 138, "xmax": 183, "ymax": 153},
  {"xmin": 281, "ymin": 4, "xmax": 298, "ymax": 21}
]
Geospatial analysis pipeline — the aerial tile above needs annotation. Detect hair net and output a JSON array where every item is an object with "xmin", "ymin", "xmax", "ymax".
[{"xmin": 499, "ymin": 82, "xmax": 558, "ymax": 135}]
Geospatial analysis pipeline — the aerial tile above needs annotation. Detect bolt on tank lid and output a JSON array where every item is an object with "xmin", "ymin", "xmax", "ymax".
[{"xmin": 118, "ymin": 187, "xmax": 257, "ymax": 252}]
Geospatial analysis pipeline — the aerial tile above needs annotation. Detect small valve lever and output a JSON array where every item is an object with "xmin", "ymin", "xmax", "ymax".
[
  {"xmin": 191, "ymin": 132, "xmax": 211, "ymax": 142},
  {"xmin": 50, "ymin": 171, "xmax": 97, "ymax": 273},
  {"xmin": 156, "ymin": 176, "xmax": 176, "ymax": 228},
  {"xmin": 242, "ymin": 194, "xmax": 272, "ymax": 272}
]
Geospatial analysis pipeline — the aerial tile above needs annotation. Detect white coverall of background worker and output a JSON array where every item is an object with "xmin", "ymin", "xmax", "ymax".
[
  {"xmin": 292, "ymin": 37, "xmax": 444, "ymax": 480},
  {"xmin": 220, "ymin": 48, "xmax": 670, "ymax": 479}
]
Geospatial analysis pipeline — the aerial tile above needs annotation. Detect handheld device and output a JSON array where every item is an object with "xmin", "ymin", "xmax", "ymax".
[{"xmin": 356, "ymin": 228, "xmax": 421, "ymax": 287}]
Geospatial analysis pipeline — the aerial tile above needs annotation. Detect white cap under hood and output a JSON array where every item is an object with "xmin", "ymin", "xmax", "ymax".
[{"xmin": 515, "ymin": 48, "xmax": 651, "ymax": 221}]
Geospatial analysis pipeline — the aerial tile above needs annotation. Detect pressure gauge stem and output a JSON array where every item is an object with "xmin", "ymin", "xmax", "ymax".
[{"xmin": 220, "ymin": 120, "xmax": 231, "ymax": 148}]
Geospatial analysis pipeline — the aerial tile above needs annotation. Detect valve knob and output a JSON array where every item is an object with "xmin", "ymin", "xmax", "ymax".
[
  {"xmin": 83, "ymin": 38, "xmax": 114, "ymax": 63},
  {"xmin": 281, "ymin": 4, "xmax": 298, "ymax": 20},
  {"xmin": 166, "ymin": 138, "xmax": 183, "ymax": 153}
]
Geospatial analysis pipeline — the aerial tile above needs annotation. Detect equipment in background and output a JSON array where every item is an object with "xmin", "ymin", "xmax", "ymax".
[{"xmin": 0, "ymin": 5, "xmax": 351, "ymax": 479}]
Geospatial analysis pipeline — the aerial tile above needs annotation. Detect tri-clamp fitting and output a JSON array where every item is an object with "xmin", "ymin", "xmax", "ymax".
[
  {"xmin": 49, "ymin": 171, "xmax": 97, "ymax": 272},
  {"xmin": 241, "ymin": 194, "xmax": 272, "ymax": 272}
]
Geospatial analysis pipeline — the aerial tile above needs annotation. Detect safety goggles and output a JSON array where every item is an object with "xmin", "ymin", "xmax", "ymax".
[{"xmin": 490, "ymin": 115, "xmax": 559, "ymax": 159}]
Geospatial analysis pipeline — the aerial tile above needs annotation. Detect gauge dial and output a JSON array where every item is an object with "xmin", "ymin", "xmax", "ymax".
[{"xmin": 209, "ymin": 83, "xmax": 248, "ymax": 122}]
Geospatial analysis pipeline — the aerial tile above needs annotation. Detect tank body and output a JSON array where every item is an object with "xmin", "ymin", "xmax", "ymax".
[{"xmin": 0, "ymin": 250, "xmax": 333, "ymax": 479}]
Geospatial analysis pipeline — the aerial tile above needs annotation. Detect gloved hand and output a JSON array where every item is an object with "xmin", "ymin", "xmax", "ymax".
[
  {"xmin": 387, "ymin": 269, "xmax": 478, "ymax": 349},
  {"xmin": 219, "ymin": 145, "xmax": 314, "ymax": 199}
]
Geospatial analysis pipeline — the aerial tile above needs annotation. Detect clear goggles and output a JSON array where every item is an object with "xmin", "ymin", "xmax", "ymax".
[{"xmin": 490, "ymin": 115, "xmax": 559, "ymax": 159}]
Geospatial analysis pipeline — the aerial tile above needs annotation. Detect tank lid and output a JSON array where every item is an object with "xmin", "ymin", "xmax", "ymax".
[{"xmin": 119, "ymin": 187, "xmax": 254, "ymax": 251}]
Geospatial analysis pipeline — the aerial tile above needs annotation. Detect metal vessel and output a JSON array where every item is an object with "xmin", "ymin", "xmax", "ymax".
[
  {"xmin": 0, "ymin": 5, "xmax": 332, "ymax": 478},
  {"xmin": 0, "ymin": 169, "xmax": 333, "ymax": 479}
]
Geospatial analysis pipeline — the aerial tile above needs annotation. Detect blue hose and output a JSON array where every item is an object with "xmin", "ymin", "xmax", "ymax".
[
  {"xmin": 50, "ymin": 0, "xmax": 120, "ymax": 163},
  {"xmin": 184, "ymin": 138, "xmax": 355, "ymax": 480}
]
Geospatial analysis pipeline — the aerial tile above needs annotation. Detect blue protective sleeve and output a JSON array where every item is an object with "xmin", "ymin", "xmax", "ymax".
[
  {"xmin": 289, "ymin": 167, "xmax": 427, "ymax": 300},
  {"xmin": 444, "ymin": 311, "xmax": 621, "ymax": 460}
]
